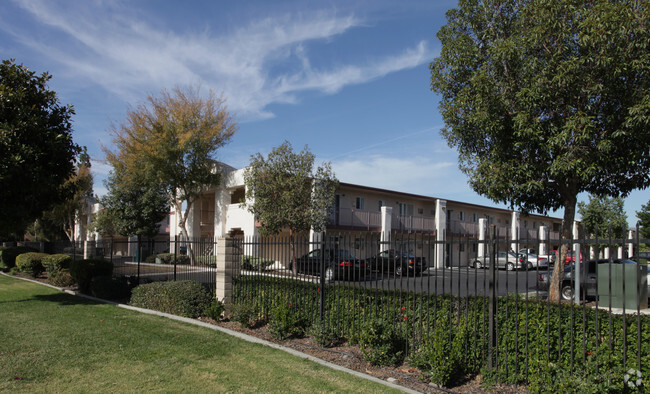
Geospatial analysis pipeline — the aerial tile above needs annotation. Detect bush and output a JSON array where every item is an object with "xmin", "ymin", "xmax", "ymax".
[
  {"xmin": 358, "ymin": 317, "xmax": 406, "ymax": 367},
  {"xmin": 309, "ymin": 320, "xmax": 342, "ymax": 348},
  {"xmin": 48, "ymin": 270, "xmax": 75, "ymax": 287},
  {"xmin": 267, "ymin": 300, "xmax": 309, "ymax": 340},
  {"xmin": 15, "ymin": 252, "xmax": 48, "ymax": 277},
  {"xmin": 154, "ymin": 253, "xmax": 190, "ymax": 265},
  {"xmin": 241, "ymin": 256, "xmax": 275, "ymax": 270},
  {"xmin": 129, "ymin": 281, "xmax": 212, "ymax": 318},
  {"xmin": 229, "ymin": 301, "xmax": 257, "ymax": 328},
  {"xmin": 90, "ymin": 275, "xmax": 131, "ymax": 301},
  {"xmin": 42, "ymin": 254, "xmax": 72, "ymax": 274},
  {"xmin": 69, "ymin": 258, "xmax": 114, "ymax": 293},
  {"xmin": 145, "ymin": 254, "xmax": 158, "ymax": 264},
  {"xmin": 204, "ymin": 299, "xmax": 225, "ymax": 320},
  {"xmin": 195, "ymin": 255, "xmax": 216, "ymax": 267},
  {"xmin": 0, "ymin": 246, "xmax": 37, "ymax": 269}
]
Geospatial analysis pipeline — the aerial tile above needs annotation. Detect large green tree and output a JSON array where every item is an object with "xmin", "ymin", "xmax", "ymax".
[
  {"xmin": 637, "ymin": 200, "xmax": 650, "ymax": 243},
  {"xmin": 577, "ymin": 195, "xmax": 628, "ymax": 253},
  {"xmin": 243, "ymin": 141, "xmax": 338, "ymax": 274},
  {"xmin": 430, "ymin": 0, "xmax": 649, "ymax": 301},
  {"xmin": 95, "ymin": 165, "xmax": 169, "ymax": 239},
  {"xmin": 0, "ymin": 59, "xmax": 80, "ymax": 238},
  {"xmin": 104, "ymin": 86, "xmax": 237, "ymax": 262}
]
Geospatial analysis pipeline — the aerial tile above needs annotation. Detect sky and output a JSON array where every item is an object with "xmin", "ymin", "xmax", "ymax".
[{"xmin": 1, "ymin": 0, "xmax": 647, "ymax": 225}]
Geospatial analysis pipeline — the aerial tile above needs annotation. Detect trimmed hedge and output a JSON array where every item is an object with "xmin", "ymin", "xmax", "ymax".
[
  {"xmin": 146, "ymin": 253, "xmax": 190, "ymax": 265},
  {"xmin": 0, "ymin": 246, "xmax": 37, "ymax": 269},
  {"xmin": 15, "ymin": 252, "xmax": 48, "ymax": 277},
  {"xmin": 42, "ymin": 254, "xmax": 73, "ymax": 274},
  {"xmin": 69, "ymin": 258, "xmax": 114, "ymax": 293},
  {"xmin": 129, "ymin": 280, "xmax": 212, "ymax": 318},
  {"xmin": 241, "ymin": 256, "xmax": 275, "ymax": 270},
  {"xmin": 90, "ymin": 275, "xmax": 132, "ymax": 301}
]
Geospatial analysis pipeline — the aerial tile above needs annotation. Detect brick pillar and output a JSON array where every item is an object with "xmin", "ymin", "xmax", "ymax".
[{"xmin": 216, "ymin": 237, "xmax": 239, "ymax": 304}]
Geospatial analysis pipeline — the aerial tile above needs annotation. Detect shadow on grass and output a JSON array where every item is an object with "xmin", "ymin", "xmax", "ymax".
[{"xmin": 33, "ymin": 292, "xmax": 104, "ymax": 306}]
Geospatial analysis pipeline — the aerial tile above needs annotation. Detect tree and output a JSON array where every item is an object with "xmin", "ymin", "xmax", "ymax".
[
  {"xmin": 0, "ymin": 59, "xmax": 80, "ymax": 238},
  {"xmin": 430, "ymin": 0, "xmax": 650, "ymax": 301},
  {"xmin": 104, "ymin": 86, "xmax": 237, "ymax": 262},
  {"xmin": 578, "ymin": 195, "xmax": 628, "ymax": 254},
  {"xmin": 94, "ymin": 165, "xmax": 169, "ymax": 239},
  {"xmin": 44, "ymin": 148, "xmax": 94, "ymax": 241},
  {"xmin": 243, "ymin": 141, "xmax": 338, "ymax": 274},
  {"xmin": 637, "ymin": 200, "xmax": 650, "ymax": 243}
]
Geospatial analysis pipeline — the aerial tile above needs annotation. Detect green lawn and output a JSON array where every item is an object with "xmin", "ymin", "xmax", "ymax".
[{"xmin": 0, "ymin": 275, "xmax": 399, "ymax": 393}]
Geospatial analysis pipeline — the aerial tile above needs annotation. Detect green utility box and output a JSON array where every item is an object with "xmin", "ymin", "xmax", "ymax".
[{"xmin": 598, "ymin": 263, "xmax": 648, "ymax": 309}]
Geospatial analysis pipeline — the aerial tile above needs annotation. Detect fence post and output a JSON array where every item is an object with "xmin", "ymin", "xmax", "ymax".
[
  {"xmin": 216, "ymin": 237, "xmax": 238, "ymax": 304},
  {"xmin": 488, "ymin": 225, "xmax": 497, "ymax": 370},
  {"xmin": 319, "ymin": 231, "xmax": 326, "ymax": 321}
]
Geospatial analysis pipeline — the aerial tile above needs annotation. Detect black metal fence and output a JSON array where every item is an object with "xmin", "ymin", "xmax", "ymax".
[{"xmin": 6, "ymin": 226, "xmax": 650, "ymax": 388}]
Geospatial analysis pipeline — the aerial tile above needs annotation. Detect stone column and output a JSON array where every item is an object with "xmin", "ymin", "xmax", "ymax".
[
  {"xmin": 216, "ymin": 238, "xmax": 239, "ymax": 304},
  {"xmin": 628, "ymin": 230, "xmax": 635, "ymax": 259}
]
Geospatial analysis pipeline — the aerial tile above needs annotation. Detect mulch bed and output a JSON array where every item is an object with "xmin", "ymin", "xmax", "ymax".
[{"xmin": 8, "ymin": 271, "xmax": 528, "ymax": 393}]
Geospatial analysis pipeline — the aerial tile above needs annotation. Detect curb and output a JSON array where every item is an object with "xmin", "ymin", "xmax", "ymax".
[{"xmin": 1, "ymin": 272, "xmax": 422, "ymax": 393}]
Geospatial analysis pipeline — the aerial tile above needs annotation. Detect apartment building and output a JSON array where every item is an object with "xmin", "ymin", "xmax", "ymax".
[{"xmin": 171, "ymin": 164, "xmax": 565, "ymax": 268}]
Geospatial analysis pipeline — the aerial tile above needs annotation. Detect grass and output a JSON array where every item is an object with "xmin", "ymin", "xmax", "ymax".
[{"xmin": 0, "ymin": 275, "xmax": 399, "ymax": 393}]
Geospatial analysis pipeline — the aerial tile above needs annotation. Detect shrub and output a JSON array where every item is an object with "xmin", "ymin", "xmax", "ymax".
[
  {"xmin": 267, "ymin": 300, "xmax": 309, "ymax": 340},
  {"xmin": 204, "ymin": 299, "xmax": 225, "ymax": 320},
  {"xmin": 129, "ymin": 280, "xmax": 212, "ymax": 318},
  {"xmin": 241, "ymin": 256, "xmax": 275, "ymax": 270},
  {"xmin": 48, "ymin": 270, "xmax": 75, "ymax": 287},
  {"xmin": 0, "ymin": 246, "xmax": 37, "ymax": 269},
  {"xmin": 90, "ymin": 275, "xmax": 131, "ymax": 301},
  {"xmin": 358, "ymin": 317, "xmax": 406, "ymax": 367},
  {"xmin": 42, "ymin": 254, "xmax": 73, "ymax": 275},
  {"xmin": 195, "ymin": 255, "xmax": 216, "ymax": 267},
  {"xmin": 155, "ymin": 253, "xmax": 190, "ymax": 265},
  {"xmin": 145, "ymin": 254, "xmax": 158, "ymax": 264},
  {"xmin": 15, "ymin": 252, "xmax": 48, "ymax": 277},
  {"xmin": 309, "ymin": 320, "xmax": 342, "ymax": 348},
  {"xmin": 229, "ymin": 301, "xmax": 257, "ymax": 328},
  {"xmin": 69, "ymin": 258, "xmax": 114, "ymax": 293}
]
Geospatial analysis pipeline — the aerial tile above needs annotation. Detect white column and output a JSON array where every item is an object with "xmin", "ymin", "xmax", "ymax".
[
  {"xmin": 380, "ymin": 206, "xmax": 393, "ymax": 252},
  {"xmin": 511, "ymin": 211, "xmax": 520, "ymax": 251},
  {"xmin": 214, "ymin": 188, "xmax": 227, "ymax": 238},
  {"xmin": 478, "ymin": 218, "xmax": 488, "ymax": 257},
  {"xmin": 628, "ymin": 230, "xmax": 635, "ymax": 259},
  {"xmin": 435, "ymin": 199, "xmax": 447, "ymax": 268},
  {"xmin": 309, "ymin": 229, "xmax": 322, "ymax": 252},
  {"xmin": 573, "ymin": 221, "xmax": 581, "ymax": 304},
  {"xmin": 538, "ymin": 225, "xmax": 548, "ymax": 256}
]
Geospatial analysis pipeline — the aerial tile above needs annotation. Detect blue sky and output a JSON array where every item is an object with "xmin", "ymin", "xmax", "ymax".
[{"xmin": 1, "ymin": 0, "xmax": 647, "ymax": 224}]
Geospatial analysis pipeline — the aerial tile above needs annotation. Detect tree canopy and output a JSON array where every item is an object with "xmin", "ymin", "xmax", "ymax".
[
  {"xmin": 0, "ymin": 59, "xmax": 80, "ymax": 238},
  {"xmin": 95, "ymin": 165, "xmax": 169, "ymax": 239},
  {"xmin": 430, "ymin": 0, "xmax": 649, "ymax": 300},
  {"xmin": 577, "ymin": 195, "xmax": 628, "ymax": 240},
  {"xmin": 243, "ymin": 141, "xmax": 338, "ymax": 237},
  {"xmin": 104, "ymin": 86, "xmax": 237, "ymax": 254},
  {"xmin": 637, "ymin": 200, "xmax": 650, "ymax": 242}
]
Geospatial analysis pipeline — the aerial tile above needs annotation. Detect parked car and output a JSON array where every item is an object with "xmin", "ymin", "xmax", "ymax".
[
  {"xmin": 366, "ymin": 249, "xmax": 427, "ymax": 277},
  {"xmin": 469, "ymin": 251, "xmax": 526, "ymax": 271},
  {"xmin": 537, "ymin": 259, "xmax": 649, "ymax": 301},
  {"xmin": 548, "ymin": 250, "xmax": 583, "ymax": 266},
  {"xmin": 288, "ymin": 248, "xmax": 368, "ymax": 282},
  {"xmin": 518, "ymin": 253, "xmax": 549, "ymax": 269}
]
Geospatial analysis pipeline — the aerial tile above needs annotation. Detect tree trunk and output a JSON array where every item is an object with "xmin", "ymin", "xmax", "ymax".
[
  {"xmin": 290, "ymin": 228, "xmax": 297, "ymax": 275},
  {"xmin": 548, "ymin": 192, "xmax": 577, "ymax": 302},
  {"xmin": 175, "ymin": 199, "xmax": 196, "ymax": 266}
]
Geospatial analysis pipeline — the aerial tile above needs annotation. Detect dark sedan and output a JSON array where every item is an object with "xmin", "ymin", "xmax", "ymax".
[
  {"xmin": 366, "ymin": 249, "xmax": 427, "ymax": 277},
  {"xmin": 288, "ymin": 248, "xmax": 368, "ymax": 282}
]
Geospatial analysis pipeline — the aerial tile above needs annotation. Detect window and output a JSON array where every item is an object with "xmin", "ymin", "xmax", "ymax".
[
  {"xmin": 417, "ymin": 208, "xmax": 424, "ymax": 215},
  {"xmin": 472, "ymin": 213, "xmax": 478, "ymax": 222},
  {"xmin": 459, "ymin": 211, "xmax": 465, "ymax": 221},
  {"xmin": 355, "ymin": 197, "xmax": 364, "ymax": 210},
  {"xmin": 378, "ymin": 200, "xmax": 385, "ymax": 211}
]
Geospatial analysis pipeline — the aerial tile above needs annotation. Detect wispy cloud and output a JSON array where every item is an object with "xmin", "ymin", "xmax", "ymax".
[{"xmin": 5, "ymin": 0, "xmax": 434, "ymax": 119}]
